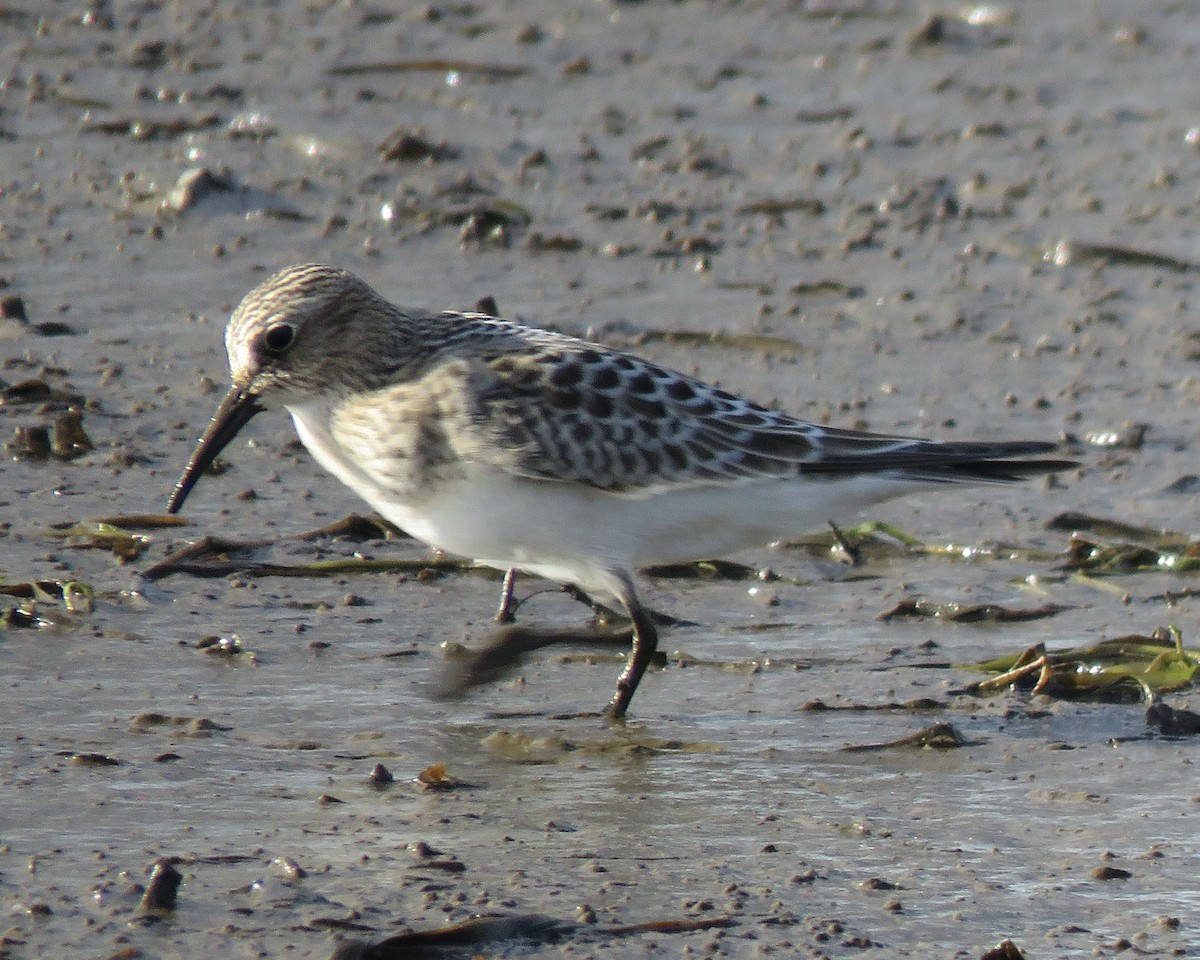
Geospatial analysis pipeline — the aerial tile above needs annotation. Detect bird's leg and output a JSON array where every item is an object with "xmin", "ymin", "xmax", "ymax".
[
  {"xmin": 563, "ymin": 583, "xmax": 628, "ymax": 624},
  {"xmin": 495, "ymin": 572, "xmax": 610, "ymax": 625},
  {"xmin": 566, "ymin": 584, "xmax": 690, "ymax": 629},
  {"xmin": 493, "ymin": 567, "xmax": 519, "ymax": 623},
  {"xmin": 442, "ymin": 571, "xmax": 661, "ymax": 717},
  {"xmin": 564, "ymin": 582, "xmax": 600, "ymax": 610},
  {"xmin": 605, "ymin": 587, "xmax": 659, "ymax": 720},
  {"xmin": 435, "ymin": 622, "xmax": 634, "ymax": 702}
]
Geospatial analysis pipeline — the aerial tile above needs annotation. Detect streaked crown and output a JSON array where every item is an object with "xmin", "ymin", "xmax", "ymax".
[{"xmin": 224, "ymin": 263, "xmax": 413, "ymax": 401}]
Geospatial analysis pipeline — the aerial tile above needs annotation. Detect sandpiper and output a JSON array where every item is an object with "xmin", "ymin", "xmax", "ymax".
[{"xmin": 167, "ymin": 264, "xmax": 1072, "ymax": 717}]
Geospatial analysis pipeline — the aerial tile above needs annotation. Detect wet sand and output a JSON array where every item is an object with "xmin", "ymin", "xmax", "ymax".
[{"xmin": 3, "ymin": 2, "xmax": 1200, "ymax": 957}]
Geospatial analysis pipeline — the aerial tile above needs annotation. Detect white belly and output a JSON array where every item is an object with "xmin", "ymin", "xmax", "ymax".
[{"xmin": 287, "ymin": 401, "xmax": 925, "ymax": 597}]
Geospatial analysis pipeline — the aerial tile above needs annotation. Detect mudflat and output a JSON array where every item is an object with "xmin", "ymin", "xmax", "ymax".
[{"xmin": 2, "ymin": 3, "xmax": 1198, "ymax": 957}]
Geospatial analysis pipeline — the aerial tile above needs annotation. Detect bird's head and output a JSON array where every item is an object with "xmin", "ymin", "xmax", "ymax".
[{"xmin": 166, "ymin": 263, "xmax": 409, "ymax": 513}]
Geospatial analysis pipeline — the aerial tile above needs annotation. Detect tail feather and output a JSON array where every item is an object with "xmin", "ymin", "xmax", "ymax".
[
  {"xmin": 898, "ymin": 457, "xmax": 1077, "ymax": 485},
  {"xmin": 799, "ymin": 440, "xmax": 1076, "ymax": 484}
]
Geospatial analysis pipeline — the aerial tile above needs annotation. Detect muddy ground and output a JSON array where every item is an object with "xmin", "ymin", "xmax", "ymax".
[{"xmin": 3, "ymin": 1, "xmax": 1200, "ymax": 957}]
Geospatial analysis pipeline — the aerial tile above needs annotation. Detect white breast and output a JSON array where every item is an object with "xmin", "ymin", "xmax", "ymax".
[{"xmin": 286, "ymin": 396, "xmax": 929, "ymax": 600}]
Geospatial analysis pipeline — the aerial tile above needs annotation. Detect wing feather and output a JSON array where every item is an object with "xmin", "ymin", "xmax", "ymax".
[{"xmin": 435, "ymin": 327, "xmax": 1066, "ymax": 494}]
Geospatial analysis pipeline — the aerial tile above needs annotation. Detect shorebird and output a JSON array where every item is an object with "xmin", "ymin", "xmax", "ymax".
[{"xmin": 167, "ymin": 264, "xmax": 1072, "ymax": 717}]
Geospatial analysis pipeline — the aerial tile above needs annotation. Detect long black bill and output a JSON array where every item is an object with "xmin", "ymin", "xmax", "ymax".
[{"xmin": 166, "ymin": 386, "xmax": 265, "ymax": 514}]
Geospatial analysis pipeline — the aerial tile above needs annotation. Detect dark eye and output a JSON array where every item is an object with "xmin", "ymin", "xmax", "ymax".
[{"xmin": 260, "ymin": 322, "xmax": 296, "ymax": 354}]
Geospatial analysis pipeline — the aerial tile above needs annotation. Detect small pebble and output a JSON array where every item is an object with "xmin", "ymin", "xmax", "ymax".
[
  {"xmin": 369, "ymin": 763, "xmax": 394, "ymax": 786},
  {"xmin": 272, "ymin": 856, "xmax": 306, "ymax": 881},
  {"xmin": 140, "ymin": 859, "xmax": 182, "ymax": 912}
]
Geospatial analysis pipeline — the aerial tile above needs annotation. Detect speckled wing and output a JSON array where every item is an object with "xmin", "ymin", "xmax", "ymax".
[{"xmin": 459, "ymin": 334, "xmax": 1066, "ymax": 495}]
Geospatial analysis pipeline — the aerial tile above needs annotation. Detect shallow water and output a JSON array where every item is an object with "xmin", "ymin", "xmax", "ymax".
[
  {"xmin": 3, "ymin": 1, "xmax": 1200, "ymax": 957},
  {"xmin": 5, "ymin": 548, "xmax": 1195, "ymax": 957}
]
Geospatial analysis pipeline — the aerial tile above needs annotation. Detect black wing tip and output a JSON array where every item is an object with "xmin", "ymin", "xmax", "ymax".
[
  {"xmin": 919, "ymin": 456, "xmax": 1078, "ymax": 484},
  {"xmin": 800, "ymin": 436, "xmax": 1077, "ymax": 483},
  {"xmin": 943, "ymin": 439, "xmax": 1065, "ymax": 458},
  {"xmin": 950, "ymin": 440, "xmax": 1077, "ymax": 481}
]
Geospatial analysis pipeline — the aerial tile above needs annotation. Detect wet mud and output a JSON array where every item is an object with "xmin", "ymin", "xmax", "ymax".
[{"xmin": 3, "ymin": 2, "xmax": 1200, "ymax": 957}]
